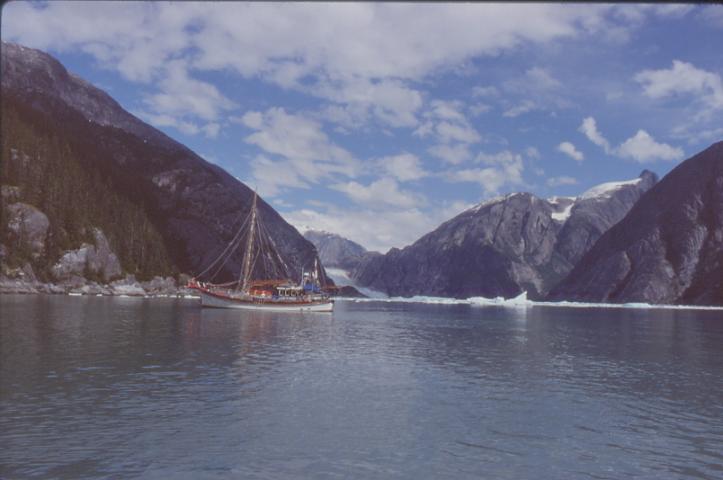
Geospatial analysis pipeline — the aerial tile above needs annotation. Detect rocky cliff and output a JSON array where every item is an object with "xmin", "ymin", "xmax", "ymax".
[
  {"xmin": 303, "ymin": 230, "xmax": 379, "ymax": 272},
  {"xmin": 1, "ymin": 42, "xmax": 321, "ymax": 284},
  {"xmin": 549, "ymin": 142, "xmax": 723, "ymax": 306},
  {"xmin": 353, "ymin": 172, "xmax": 657, "ymax": 299}
]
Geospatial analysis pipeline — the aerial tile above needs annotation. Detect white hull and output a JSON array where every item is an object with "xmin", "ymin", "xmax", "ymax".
[{"xmin": 199, "ymin": 290, "xmax": 334, "ymax": 312}]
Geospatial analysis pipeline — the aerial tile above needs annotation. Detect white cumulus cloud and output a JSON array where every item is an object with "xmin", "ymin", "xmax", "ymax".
[
  {"xmin": 238, "ymin": 107, "xmax": 359, "ymax": 196},
  {"xmin": 579, "ymin": 117, "xmax": 612, "ymax": 153},
  {"xmin": 331, "ymin": 178, "xmax": 425, "ymax": 209},
  {"xmin": 579, "ymin": 116, "xmax": 685, "ymax": 163},
  {"xmin": 445, "ymin": 150, "xmax": 525, "ymax": 194},
  {"xmin": 557, "ymin": 141, "xmax": 584, "ymax": 162},
  {"xmin": 503, "ymin": 100, "xmax": 537, "ymax": 118},
  {"xmin": 616, "ymin": 130, "xmax": 685, "ymax": 163},
  {"xmin": 2, "ymin": 2, "xmax": 668, "ymax": 134},
  {"xmin": 634, "ymin": 60, "xmax": 723, "ymax": 109},
  {"xmin": 283, "ymin": 200, "xmax": 472, "ymax": 253},
  {"xmin": 379, "ymin": 153, "xmax": 428, "ymax": 182}
]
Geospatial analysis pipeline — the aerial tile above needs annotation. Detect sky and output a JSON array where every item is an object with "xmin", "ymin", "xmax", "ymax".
[{"xmin": 3, "ymin": 2, "xmax": 723, "ymax": 252}]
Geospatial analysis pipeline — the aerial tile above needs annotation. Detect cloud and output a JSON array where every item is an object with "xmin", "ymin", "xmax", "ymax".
[
  {"xmin": 616, "ymin": 130, "xmax": 685, "ymax": 163},
  {"xmin": 499, "ymin": 67, "xmax": 570, "ymax": 118},
  {"xmin": 634, "ymin": 60, "xmax": 723, "ymax": 110},
  {"xmin": 379, "ymin": 153, "xmax": 428, "ymax": 182},
  {"xmin": 671, "ymin": 125, "xmax": 723, "ymax": 146},
  {"xmin": 416, "ymin": 100, "xmax": 481, "ymax": 143},
  {"xmin": 2, "ymin": 2, "xmax": 673, "ymax": 135},
  {"xmin": 143, "ymin": 60, "xmax": 236, "ymax": 122},
  {"xmin": 525, "ymin": 147, "xmax": 541, "ymax": 160},
  {"xmin": 435, "ymin": 121, "xmax": 481, "ymax": 144},
  {"xmin": 472, "ymin": 86, "xmax": 499, "ymax": 98},
  {"xmin": 283, "ymin": 201, "xmax": 472, "ymax": 253},
  {"xmin": 699, "ymin": 5, "xmax": 723, "ymax": 28},
  {"xmin": 245, "ymin": 155, "xmax": 311, "ymax": 197},
  {"xmin": 135, "ymin": 59, "xmax": 236, "ymax": 136},
  {"xmin": 503, "ymin": 100, "xmax": 537, "ymax": 118},
  {"xmin": 557, "ymin": 141, "xmax": 584, "ymax": 162},
  {"xmin": 312, "ymin": 77, "xmax": 424, "ymax": 128},
  {"xmin": 579, "ymin": 116, "xmax": 685, "ymax": 163},
  {"xmin": 238, "ymin": 107, "xmax": 359, "ymax": 195},
  {"xmin": 579, "ymin": 116, "xmax": 612, "ymax": 153},
  {"xmin": 0, "ymin": 3, "xmax": 631, "ymax": 84},
  {"xmin": 445, "ymin": 150, "xmax": 525, "ymax": 194},
  {"xmin": 331, "ymin": 178, "xmax": 425, "ymax": 209},
  {"xmin": 417, "ymin": 100, "xmax": 482, "ymax": 164},
  {"xmin": 427, "ymin": 144, "xmax": 472, "ymax": 165},
  {"xmin": 547, "ymin": 176, "xmax": 578, "ymax": 187},
  {"xmin": 504, "ymin": 67, "xmax": 561, "ymax": 94},
  {"xmin": 469, "ymin": 102, "xmax": 492, "ymax": 116}
]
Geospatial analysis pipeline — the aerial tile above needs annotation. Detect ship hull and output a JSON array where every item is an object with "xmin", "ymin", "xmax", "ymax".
[{"xmin": 197, "ymin": 289, "xmax": 334, "ymax": 312}]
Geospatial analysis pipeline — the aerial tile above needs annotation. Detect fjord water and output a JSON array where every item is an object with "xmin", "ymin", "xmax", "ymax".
[{"xmin": 1, "ymin": 295, "xmax": 722, "ymax": 479}]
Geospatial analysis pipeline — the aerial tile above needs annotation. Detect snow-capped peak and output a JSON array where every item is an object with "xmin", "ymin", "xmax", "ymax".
[{"xmin": 579, "ymin": 177, "xmax": 642, "ymax": 200}]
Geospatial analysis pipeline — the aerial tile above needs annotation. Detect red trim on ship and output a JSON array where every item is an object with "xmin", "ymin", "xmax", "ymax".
[{"xmin": 189, "ymin": 284, "xmax": 332, "ymax": 306}]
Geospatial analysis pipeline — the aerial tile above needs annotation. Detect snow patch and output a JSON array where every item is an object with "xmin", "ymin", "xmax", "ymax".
[
  {"xmin": 547, "ymin": 196, "xmax": 576, "ymax": 223},
  {"xmin": 548, "ymin": 196, "xmax": 576, "ymax": 222},
  {"xmin": 579, "ymin": 177, "xmax": 641, "ymax": 200},
  {"xmin": 326, "ymin": 267, "xmax": 387, "ymax": 298},
  {"xmin": 325, "ymin": 268, "xmax": 350, "ymax": 281},
  {"xmin": 467, "ymin": 194, "xmax": 512, "ymax": 213}
]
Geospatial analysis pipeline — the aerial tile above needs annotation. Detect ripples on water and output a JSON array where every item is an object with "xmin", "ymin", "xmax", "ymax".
[{"xmin": 1, "ymin": 295, "xmax": 722, "ymax": 479}]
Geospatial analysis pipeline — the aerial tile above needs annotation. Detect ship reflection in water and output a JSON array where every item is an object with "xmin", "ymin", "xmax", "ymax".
[{"xmin": 1, "ymin": 294, "xmax": 722, "ymax": 479}]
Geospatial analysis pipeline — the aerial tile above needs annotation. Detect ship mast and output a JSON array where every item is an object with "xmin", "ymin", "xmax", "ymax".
[{"xmin": 239, "ymin": 191, "xmax": 258, "ymax": 292}]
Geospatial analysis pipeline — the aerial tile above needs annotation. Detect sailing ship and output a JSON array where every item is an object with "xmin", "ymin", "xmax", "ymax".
[{"xmin": 187, "ymin": 193, "xmax": 333, "ymax": 312}]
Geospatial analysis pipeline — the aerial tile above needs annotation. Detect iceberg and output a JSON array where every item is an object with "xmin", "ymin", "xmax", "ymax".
[{"xmin": 342, "ymin": 290, "xmax": 723, "ymax": 311}]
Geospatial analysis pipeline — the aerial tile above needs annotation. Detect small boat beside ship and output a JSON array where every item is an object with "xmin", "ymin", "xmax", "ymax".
[{"xmin": 187, "ymin": 192, "xmax": 333, "ymax": 312}]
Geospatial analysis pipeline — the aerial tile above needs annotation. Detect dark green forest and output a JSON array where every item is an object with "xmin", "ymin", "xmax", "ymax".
[{"xmin": 1, "ymin": 96, "xmax": 177, "ymax": 281}]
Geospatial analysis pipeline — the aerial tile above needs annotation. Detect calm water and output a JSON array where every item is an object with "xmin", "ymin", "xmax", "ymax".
[{"xmin": 1, "ymin": 295, "xmax": 722, "ymax": 479}]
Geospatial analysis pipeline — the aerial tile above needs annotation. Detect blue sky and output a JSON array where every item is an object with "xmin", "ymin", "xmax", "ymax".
[{"xmin": 3, "ymin": 2, "xmax": 722, "ymax": 252}]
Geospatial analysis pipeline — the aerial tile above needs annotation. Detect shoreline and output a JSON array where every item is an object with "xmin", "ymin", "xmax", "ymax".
[
  {"xmin": 3, "ymin": 281, "xmax": 721, "ymax": 310},
  {"xmin": 0, "ymin": 275, "xmax": 195, "ymax": 298}
]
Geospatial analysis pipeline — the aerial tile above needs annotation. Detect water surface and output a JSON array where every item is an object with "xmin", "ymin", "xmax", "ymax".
[{"xmin": 1, "ymin": 295, "xmax": 722, "ymax": 479}]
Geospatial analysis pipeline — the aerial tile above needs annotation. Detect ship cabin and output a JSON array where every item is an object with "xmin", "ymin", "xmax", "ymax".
[{"xmin": 248, "ymin": 280, "xmax": 305, "ymax": 298}]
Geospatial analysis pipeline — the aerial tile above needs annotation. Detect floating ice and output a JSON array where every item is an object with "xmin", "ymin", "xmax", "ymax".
[{"xmin": 341, "ymin": 291, "xmax": 723, "ymax": 311}]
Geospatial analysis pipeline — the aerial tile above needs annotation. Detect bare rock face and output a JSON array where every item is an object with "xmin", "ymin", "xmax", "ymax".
[
  {"xmin": 51, "ymin": 228, "xmax": 122, "ymax": 282},
  {"xmin": 141, "ymin": 276, "xmax": 177, "ymax": 295},
  {"xmin": 1, "ymin": 42, "xmax": 168, "ymax": 145},
  {"xmin": 354, "ymin": 193, "xmax": 561, "ymax": 299},
  {"xmin": 51, "ymin": 245, "xmax": 94, "ymax": 280},
  {"xmin": 303, "ymin": 230, "xmax": 374, "ymax": 272},
  {"xmin": 6, "ymin": 202, "xmax": 50, "ymax": 257},
  {"xmin": 353, "ymin": 172, "xmax": 657, "ymax": 299},
  {"xmin": 110, "ymin": 275, "xmax": 146, "ymax": 296},
  {"xmin": 87, "ymin": 228, "xmax": 122, "ymax": 281},
  {"xmin": 1, "ymin": 185, "xmax": 21, "ymax": 203},
  {"xmin": 549, "ymin": 142, "xmax": 723, "ymax": 306},
  {"xmin": 0, "ymin": 262, "xmax": 40, "ymax": 293},
  {"xmin": 553, "ymin": 170, "xmax": 658, "ymax": 271}
]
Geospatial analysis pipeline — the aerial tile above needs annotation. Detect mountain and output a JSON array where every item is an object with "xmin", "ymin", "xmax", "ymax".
[
  {"xmin": 549, "ymin": 142, "xmax": 723, "ymax": 306},
  {"xmin": 303, "ymin": 230, "xmax": 380, "ymax": 272},
  {"xmin": 0, "ymin": 42, "xmax": 321, "ymax": 283},
  {"xmin": 353, "ymin": 171, "xmax": 657, "ymax": 299}
]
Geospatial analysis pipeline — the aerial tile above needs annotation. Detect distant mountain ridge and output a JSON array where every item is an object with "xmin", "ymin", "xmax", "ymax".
[
  {"xmin": 1, "ymin": 41, "xmax": 321, "ymax": 283},
  {"xmin": 353, "ymin": 171, "xmax": 657, "ymax": 299},
  {"xmin": 303, "ymin": 230, "xmax": 371, "ymax": 271},
  {"xmin": 549, "ymin": 142, "xmax": 723, "ymax": 306}
]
